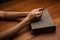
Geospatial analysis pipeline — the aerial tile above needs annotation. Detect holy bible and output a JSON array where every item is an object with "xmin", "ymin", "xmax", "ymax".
[{"xmin": 31, "ymin": 10, "xmax": 56, "ymax": 34}]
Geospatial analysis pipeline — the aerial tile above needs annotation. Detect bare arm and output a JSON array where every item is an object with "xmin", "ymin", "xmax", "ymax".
[
  {"xmin": 0, "ymin": 11, "xmax": 29, "ymax": 19},
  {"xmin": 0, "ymin": 8, "xmax": 42, "ymax": 39},
  {"xmin": 0, "ymin": 17, "xmax": 30, "ymax": 39}
]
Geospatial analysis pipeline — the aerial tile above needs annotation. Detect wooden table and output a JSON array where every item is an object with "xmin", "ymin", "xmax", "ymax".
[{"xmin": 0, "ymin": 0, "xmax": 60, "ymax": 40}]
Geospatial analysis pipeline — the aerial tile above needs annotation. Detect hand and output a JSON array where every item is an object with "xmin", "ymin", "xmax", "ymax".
[{"xmin": 26, "ymin": 8, "xmax": 43, "ymax": 20}]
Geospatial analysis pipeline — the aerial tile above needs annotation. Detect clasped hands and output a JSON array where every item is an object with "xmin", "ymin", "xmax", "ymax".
[{"xmin": 26, "ymin": 8, "xmax": 43, "ymax": 22}]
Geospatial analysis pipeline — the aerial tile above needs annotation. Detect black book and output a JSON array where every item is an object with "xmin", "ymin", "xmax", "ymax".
[{"xmin": 31, "ymin": 10, "xmax": 56, "ymax": 34}]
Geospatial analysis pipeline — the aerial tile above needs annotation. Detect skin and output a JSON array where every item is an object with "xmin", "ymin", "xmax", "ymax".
[
  {"xmin": 0, "ymin": 8, "xmax": 42, "ymax": 40},
  {"xmin": 0, "ymin": 11, "xmax": 29, "ymax": 19}
]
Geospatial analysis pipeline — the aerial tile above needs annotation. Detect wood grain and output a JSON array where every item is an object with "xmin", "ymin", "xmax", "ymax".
[{"xmin": 0, "ymin": 0, "xmax": 60, "ymax": 40}]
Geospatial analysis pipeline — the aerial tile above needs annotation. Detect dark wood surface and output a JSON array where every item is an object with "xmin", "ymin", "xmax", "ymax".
[{"xmin": 0, "ymin": 0, "xmax": 60, "ymax": 40}]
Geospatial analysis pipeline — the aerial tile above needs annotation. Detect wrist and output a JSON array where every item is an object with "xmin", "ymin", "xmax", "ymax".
[
  {"xmin": 25, "ymin": 17, "xmax": 31, "ymax": 23},
  {"xmin": 26, "ymin": 17, "xmax": 30, "ymax": 20}
]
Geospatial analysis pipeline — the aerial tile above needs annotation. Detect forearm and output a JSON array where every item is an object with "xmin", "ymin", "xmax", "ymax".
[
  {"xmin": 0, "ymin": 17, "xmax": 30, "ymax": 39},
  {"xmin": 0, "ymin": 11, "xmax": 29, "ymax": 19}
]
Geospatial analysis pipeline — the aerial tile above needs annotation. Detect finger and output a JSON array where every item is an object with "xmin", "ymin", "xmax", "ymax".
[
  {"xmin": 36, "ymin": 11, "xmax": 43, "ymax": 14},
  {"xmin": 36, "ymin": 14, "xmax": 42, "ymax": 17},
  {"xmin": 36, "ymin": 7, "xmax": 45, "ymax": 11},
  {"xmin": 36, "ymin": 7, "xmax": 43, "ymax": 10},
  {"xmin": 36, "ymin": 12, "xmax": 42, "ymax": 17}
]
